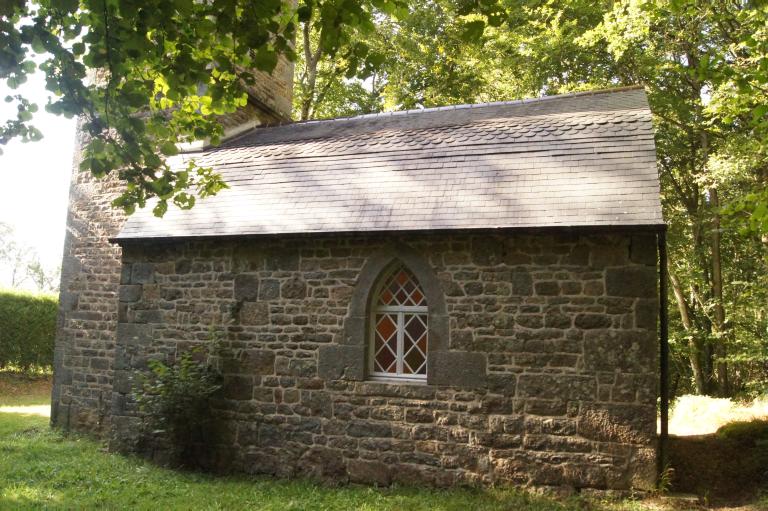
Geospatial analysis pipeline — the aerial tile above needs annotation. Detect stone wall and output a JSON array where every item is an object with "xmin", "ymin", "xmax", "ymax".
[
  {"xmin": 52, "ymin": 119, "xmax": 128, "ymax": 433},
  {"xmin": 111, "ymin": 231, "xmax": 660, "ymax": 491},
  {"xmin": 52, "ymin": 64, "xmax": 295, "ymax": 435}
]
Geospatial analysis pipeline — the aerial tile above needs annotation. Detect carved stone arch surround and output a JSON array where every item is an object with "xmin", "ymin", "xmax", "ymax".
[{"xmin": 318, "ymin": 243, "xmax": 487, "ymax": 388}]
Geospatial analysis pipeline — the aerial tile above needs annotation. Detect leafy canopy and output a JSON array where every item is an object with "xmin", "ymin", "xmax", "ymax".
[{"xmin": 0, "ymin": 0, "xmax": 410, "ymax": 216}]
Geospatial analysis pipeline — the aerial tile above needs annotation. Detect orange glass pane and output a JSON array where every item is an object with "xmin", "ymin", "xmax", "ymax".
[
  {"xmin": 376, "ymin": 315, "xmax": 396, "ymax": 340},
  {"xmin": 377, "ymin": 265, "xmax": 428, "ymax": 308}
]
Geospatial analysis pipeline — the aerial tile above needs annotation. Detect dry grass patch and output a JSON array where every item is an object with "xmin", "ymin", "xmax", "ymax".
[{"xmin": 0, "ymin": 370, "xmax": 52, "ymax": 407}]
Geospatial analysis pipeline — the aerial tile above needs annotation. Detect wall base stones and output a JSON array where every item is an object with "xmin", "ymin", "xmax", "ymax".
[{"xmin": 107, "ymin": 231, "xmax": 660, "ymax": 491}]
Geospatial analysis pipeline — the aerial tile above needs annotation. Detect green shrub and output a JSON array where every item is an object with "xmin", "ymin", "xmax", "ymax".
[
  {"xmin": 134, "ymin": 340, "xmax": 222, "ymax": 468},
  {"xmin": 717, "ymin": 419, "xmax": 768, "ymax": 446},
  {"xmin": 0, "ymin": 288, "xmax": 57, "ymax": 371}
]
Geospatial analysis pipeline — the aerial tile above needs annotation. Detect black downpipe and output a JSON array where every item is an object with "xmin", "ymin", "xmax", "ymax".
[{"xmin": 657, "ymin": 230, "xmax": 669, "ymax": 483}]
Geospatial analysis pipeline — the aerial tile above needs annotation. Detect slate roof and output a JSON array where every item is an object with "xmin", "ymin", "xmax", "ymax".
[{"xmin": 116, "ymin": 86, "xmax": 663, "ymax": 240}]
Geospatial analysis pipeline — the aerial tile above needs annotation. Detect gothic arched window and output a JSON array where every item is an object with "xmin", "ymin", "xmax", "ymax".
[{"xmin": 370, "ymin": 264, "xmax": 428, "ymax": 380}]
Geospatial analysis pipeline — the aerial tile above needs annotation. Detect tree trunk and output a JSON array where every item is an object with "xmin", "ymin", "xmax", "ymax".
[
  {"xmin": 709, "ymin": 187, "xmax": 730, "ymax": 396},
  {"xmin": 299, "ymin": 22, "xmax": 321, "ymax": 121},
  {"xmin": 670, "ymin": 271, "xmax": 706, "ymax": 394}
]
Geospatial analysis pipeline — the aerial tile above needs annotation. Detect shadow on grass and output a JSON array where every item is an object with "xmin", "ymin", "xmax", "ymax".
[
  {"xmin": 0, "ymin": 371, "xmax": 52, "ymax": 407},
  {"xmin": 0, "ymin": 411, "xmax": 594, "ymax": 511},
  {"xmin": 669, "ymin": 419, "xmax": 768, "ymax": 505}
]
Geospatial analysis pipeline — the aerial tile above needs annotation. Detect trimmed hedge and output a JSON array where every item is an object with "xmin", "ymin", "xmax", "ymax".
[{"xmin": 0, "ymin": 289, "xmax": 57, "ymax": 370}]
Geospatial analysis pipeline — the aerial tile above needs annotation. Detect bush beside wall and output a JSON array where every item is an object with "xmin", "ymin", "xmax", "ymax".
[{"xmin": 0, "ymin": 289, "xmax": 57, "ymax": 370}]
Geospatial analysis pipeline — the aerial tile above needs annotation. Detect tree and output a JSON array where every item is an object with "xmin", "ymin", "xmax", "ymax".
[
  {"xmin": 0, "ymin": 222, "xmax": 60, "ymax": 292},
  {"xmin": 292, "ymin": 1, "xmax": 393, "ymax": 120},
  {"xmin": 575, "ymin": 0, "xmax": 768, "ymax": 396},
  {"xmin": 0, "ymin": 222, "xmax": 34, "ymax": 288},
  {"xmin": 25, "ymin": 258, "xmax": 60, "ymax": 293},
  {"xmin": 371, "ymin": 0, "xmax": 490, "ymax": 110},
  {"xmin": 0, "ymin": 222, "xmax": 12, "ymax": 263},
  {"xmin": 0, "ymin": 0, "xmax": 405, "ymax": 216}
]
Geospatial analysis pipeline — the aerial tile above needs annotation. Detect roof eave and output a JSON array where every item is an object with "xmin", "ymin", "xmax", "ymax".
[{"xmin": 111, "ymin": 222, "xmax": 667, "ymax": 246}]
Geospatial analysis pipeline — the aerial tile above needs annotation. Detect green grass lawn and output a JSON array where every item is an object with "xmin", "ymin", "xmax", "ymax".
[
  {"xmin": 0, "ymin": 411, "xmax": 659, "ymax": 511},
  {"xmin": 0, "ymin": 371, "xmax": 764, "ymax": 511}
]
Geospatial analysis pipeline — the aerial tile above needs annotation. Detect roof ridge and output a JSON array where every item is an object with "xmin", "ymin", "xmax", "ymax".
[
  {"xmin": 218, "ymin": 109, "xmax": 648, "ymax": 153},
  {"xmin": 282, "ymin": 85, "xmax": 646, "ymax": 127},
  {"xmin": 219, "ymin": 106, "xmax": 648, "ymax": 152},
  {"xmin": 215, "ymin": 85, "xmax": 647, "ymax": 147}
]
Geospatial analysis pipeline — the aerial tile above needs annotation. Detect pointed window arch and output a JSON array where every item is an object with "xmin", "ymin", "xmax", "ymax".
[{"xmin": 370, "ymin": 264, "xmax": 428, "ymax": 380}]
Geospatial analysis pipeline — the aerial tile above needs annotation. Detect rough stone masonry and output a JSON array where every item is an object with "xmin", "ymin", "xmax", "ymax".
[{"xmin": 108, "ymin": 232, "xmax": 658, "ymax": 490}]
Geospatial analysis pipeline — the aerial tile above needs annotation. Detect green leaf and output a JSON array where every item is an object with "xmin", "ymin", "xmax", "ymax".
[
  {"xmin": 28, "ymin": 127, "xmax": 43, "ymax": 141},
  {"xmin": 460, "ymin": 20, "xmax": 486, "ymax": 42},
  {"xmin": 366, "ymin": 52, "xmax": 386, "ymax": 69},
  {"xmin": 160, "ymin": 141, "xmax": 179, "ymax": 156},
  {"xmin": 6, "ymin": 75, "xmax": 26, "ymax": 89},
  {"xmin": 253, "ymin": 47, "xmax": 278, "ymax": 72},
  {"xmin": 30, "ymin": 36, "xmax": 46, "ymax": 54},
  {"xmin": 752, "ymin": 104, "xmax": 768, "ymax": 123},
  {"xmin": 50, "ymin": 0, "xmax": 79, "ymax": 13},
  {"xmin": 152, "ymin": 200, "xmax": 168, "ymax": 217},
  {"xmin": 297, "ymin": 5, "xmax": 312, "ymax": 22}
]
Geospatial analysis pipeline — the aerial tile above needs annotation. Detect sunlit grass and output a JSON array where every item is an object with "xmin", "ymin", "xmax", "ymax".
[
  {"xmin": 669, "ymin": 395, "xmax": 768, "ymax": 436},
  {"xmin": 0, "ymin": 404, "xmax": 50, "ymax": 416},
  {"xmin": 0, "ymin": 363, "xmax": 53, "ymax": 376}
]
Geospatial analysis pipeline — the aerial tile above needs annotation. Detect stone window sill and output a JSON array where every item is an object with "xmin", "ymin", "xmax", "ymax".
[{"xmin": 368, "ymin": 375, "xmax": 428, "ymax": 385}]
